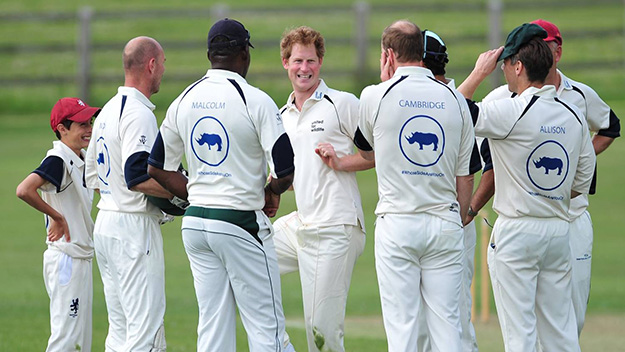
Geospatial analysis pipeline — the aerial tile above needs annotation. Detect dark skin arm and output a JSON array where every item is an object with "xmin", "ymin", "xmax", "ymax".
[
  {"xmin": 147, "ymin": 165, "xmax": 189, "ymax": 200},
  {"xmin": 263, "ymin": 173, "xmax": 294, "ymax": 218}
]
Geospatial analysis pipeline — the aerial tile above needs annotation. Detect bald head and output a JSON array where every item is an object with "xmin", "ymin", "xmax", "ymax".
[
  {"xmin": 382, "ymin": 20, "xmax": 423, "ymax": 63},
  {"xmin": 123, "ymin": 36, "xmax": 163, "ymax": 73},
  {"xmin": 121, "ymin": 36, "xmax": 165, "ymax": 97}
]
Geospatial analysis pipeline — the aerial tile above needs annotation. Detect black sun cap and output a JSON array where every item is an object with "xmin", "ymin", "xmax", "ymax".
[
  {"xmin": 208, "ymin": 18, "xmax": 254, "ymax": 50},
  {"xmin": 498, "ymin": 23, "xmax": 548, "ymax": 61},
  {"xmin": 422, "ymin": 29, "xmax": 449, "ymax": 64}
]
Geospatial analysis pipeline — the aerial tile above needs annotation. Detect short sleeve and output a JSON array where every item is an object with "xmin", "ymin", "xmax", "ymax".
[{"xmin": 33, "ymin": 156, "xmax": 64, "ymax": 192}]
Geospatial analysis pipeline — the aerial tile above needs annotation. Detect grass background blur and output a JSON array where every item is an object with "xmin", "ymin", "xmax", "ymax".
[{"xmin": 1, "ymin": 0, "xmax": 624, "ymax": 350}]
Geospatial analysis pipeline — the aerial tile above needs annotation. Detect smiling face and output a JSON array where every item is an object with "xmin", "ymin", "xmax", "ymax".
[
  {"xmin": 282, "ymin": 43, "xmax": 323, "ymax": 96},
  {"xmin": 58, "ymin": 119, "xmax": 93, "ymax": 155}
]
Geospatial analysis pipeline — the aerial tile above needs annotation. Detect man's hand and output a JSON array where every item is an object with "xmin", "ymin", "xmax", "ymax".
[
  {"xmin": 380, "ymin": 48, "xmax": 395, "ymax": 82},
  {"xmin": 315, "ymin": 143, "xmax": 341, "ymax": 170},
  {"xmin": 48, "ymin": 215, "xmax": 70, "ymax": 242},
  {"xmin": 262, "ymin": 186, "xmax": 281, "ymax": 218}
]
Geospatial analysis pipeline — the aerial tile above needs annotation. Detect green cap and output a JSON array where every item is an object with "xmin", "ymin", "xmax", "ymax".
[{"xmin": 498, "ymin": 23, "xmax": 548, "ymax": 61}]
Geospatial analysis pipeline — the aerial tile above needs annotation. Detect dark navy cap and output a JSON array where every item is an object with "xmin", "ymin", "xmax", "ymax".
[
  {"xmin": 208, "ymin": 18, "xmax": 254, "ymax": 50},
  {"xmin": 498, "ymin": 23, "xmax": 548, "ymax": 61}
]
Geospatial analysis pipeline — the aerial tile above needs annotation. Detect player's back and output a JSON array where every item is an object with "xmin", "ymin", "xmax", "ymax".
[
  {"xmin": 87, "ymin": 87, "xmax": 161, "ymax": 215},
  {"xmin": 165, "ymin": 69, "xmax": 285, "ymax": 211},
  {"xmin": 360, "ymin": 66, "xmax": 474, "ymax": 225},
  {"xmin": 476, "ymin": 85, "xmax": 594, "ymax": 220}
]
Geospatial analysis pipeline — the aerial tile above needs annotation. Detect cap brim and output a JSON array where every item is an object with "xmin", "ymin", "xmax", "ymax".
[{"xmin": 68, "ymin": 107, "xmax": 101, "ymax": 123}]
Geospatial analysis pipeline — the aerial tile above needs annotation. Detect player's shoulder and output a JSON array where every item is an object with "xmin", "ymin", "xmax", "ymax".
[
  {"xmin": 483, "ymin": 84, "xmax": 513, "ymax": 103},
  {"xmin": 360, "ymin": 78, "xmax": 396, "ymax": 101}
]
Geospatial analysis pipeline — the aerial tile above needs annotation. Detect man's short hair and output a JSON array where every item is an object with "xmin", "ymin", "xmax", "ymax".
[
  {"xmin": 123, "ymin": 38, "xmax": 161, "ymax": 71},
  {"xmin": 280, "ymin": 26, "xmax": 325, "ymax": 60},
  {"xmin": 508, "ymin": 37, "xmax": 553, "ymax": 83},
  {"xmin": 382, "ymin": 20, "xmax": 423, "ymax": 63}
]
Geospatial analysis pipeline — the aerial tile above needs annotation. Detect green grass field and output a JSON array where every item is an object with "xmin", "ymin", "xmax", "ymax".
[{"xmin": 1, "ymin": 0, "xmax": 624, "ymax": 351}]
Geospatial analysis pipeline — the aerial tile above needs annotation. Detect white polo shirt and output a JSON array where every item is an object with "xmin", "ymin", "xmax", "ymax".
[
  {"xmin": 149, "ymin": 69, "xmax": 294, "ymax": 211},
  {"xmin": 483, "ymin": 70, "xmax": 611, "ymax": 218},
  {"xmin": 35, "ymin": 141, "xmax": 94, "ymax": 259},
  {"xmin": 85, "ymin": 86, "xmax": 161, "ymax": 215},
  {"xmin": 358, "ymin": 66, "xmax": 474, "ymax": 225},
  {"xmin": 475, "ymin": 85, "xmax": 596, "ymax": 220},
  {"xmin": 281, "ymin": 79, "xmax": 365, "ymax": 229}
]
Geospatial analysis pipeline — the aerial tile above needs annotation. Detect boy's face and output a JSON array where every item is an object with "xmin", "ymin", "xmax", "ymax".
[{"xmin": 59, "ymin": 118, "xmax": 93, "ymax": 152}]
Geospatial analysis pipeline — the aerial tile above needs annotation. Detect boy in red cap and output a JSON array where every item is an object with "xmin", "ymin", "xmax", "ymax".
[{"xmin": 16, "ymin": 97, "xmax": 100, "ymax": 352}]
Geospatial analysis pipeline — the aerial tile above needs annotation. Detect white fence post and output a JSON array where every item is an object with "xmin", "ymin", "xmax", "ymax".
[
  {"xmin": 212, "ymin": 4, "xmax": 229, "ymax": 21},
  {"xmin": 487, "ymin": 0, "xmax": 503, "ymax": 90},
  {"xmin": 354, "ymin": 1, "xmax": 370, "ymax": 84},
  {"xmin": 77, "ymin": 7, "xmax": 93, "ymax": 102}
]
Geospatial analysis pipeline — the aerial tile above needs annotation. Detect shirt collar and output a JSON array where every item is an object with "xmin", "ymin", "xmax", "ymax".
[
  {"xmin": 205, "ymin": 69, "xmax": 247, "ymax": 84},
  {"xmin": 53, "ymin": 140, "xmax": 85, "ymax": 167},
  {"xmin": 393, "ymin": 66, "xmax": 435, "ymax": 79},
  {"xmin": 556, "ymin": 69, "xmax": 573, "ymax": 94},
  {"xmin": 117, "ymin": 86, "xmax": 156, "ymax": 111},
  {"xmin": 285, "ymin": 79, "xmax": 328, "ymax": 109},
  {"xmin": 519, "ymin": 84, "xmax": 558, "ymax": 98}
]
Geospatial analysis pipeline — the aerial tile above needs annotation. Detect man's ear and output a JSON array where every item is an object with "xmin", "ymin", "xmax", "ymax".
[
  {"xmin": 281, "ymin": 56, "xmax": 289, "ymax": 70},
  {"xmin": 148, "ymin": 57, "xmax": 156, "ymax": 74}
]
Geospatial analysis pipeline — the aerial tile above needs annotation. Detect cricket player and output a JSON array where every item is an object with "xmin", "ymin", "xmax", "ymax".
[
  {"xmin": 147, "ymin": 18, "xmax": 295, "ymax": 352},
  {"xmin": 418, "ymin": 29, "xmax": 482, "ymax": 352},
  {"xmin": 457, "ymin": 23, "xmax": 596, "ymax": 352},
  {"xmin": 17, "ymin": 97, "xmax": 99, "ymax": 352},
  {"xmin": 85, "ymin": 36, "xmax": 172, "ymax": 351},
  {"xmin": 469, "ymin": 19, "xmax": 621, "ymax": 339},
  {"xmin": 356, "ymin": 20, "xmax": 475, "ymax": 352},
  {"xmin": 271, "ymin": 26, "xmax": 372, "ymax": 352}
]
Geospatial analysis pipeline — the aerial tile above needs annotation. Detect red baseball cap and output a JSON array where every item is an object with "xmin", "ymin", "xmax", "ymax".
[
  {"xmin": 50, "ymin": 97, "xmax": 100, "ymax": 132},
  {"xmin": 531, "ymin": 19, "xmax": 562, "ymax": 46}
]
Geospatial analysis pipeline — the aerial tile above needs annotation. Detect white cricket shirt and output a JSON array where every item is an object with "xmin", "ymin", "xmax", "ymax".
[
  {"xmin": 85, "ymin": 87, "xmax": 162, "ymax": 215},
  {"xmin": 475, "ymin": 85, "xmax": 596, "ymax": 220},
  {"xmin": 36, "ymin": 141, "xmax": 94, "ymax": 259},
  {"xmin": 150, "ymin": 69, "xmax": 293, "ymax": 211},
  {"xmin": 483, "ymin": 70, "xmax": 611, "ymax": 218},
  {"xmin": 358, "ymin": 66, "xmax": 475, "ymax": 225},
  {"xmin": 281, "ymin": 79, "xmax": 365, "ymax": 229}
]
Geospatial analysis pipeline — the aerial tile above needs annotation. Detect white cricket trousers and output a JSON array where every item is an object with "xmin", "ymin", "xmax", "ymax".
[
  {"xmin": 43, "ymin": 249, "xmax": 92, "ymax": 352},
  {"xmin": 416, "ymin": 220, "xmax": 479, "ymax": 352},
  {"xmin": 569, "ymin": 211, "xmax": 593, "ymax": 336},
  {"xmin": 181, "ymin": 211, "xmax": 288, "ymax": 352},
  {"xmin": 272, "ymin": 211, "xmax": 366, "ymax": 352},
  {"xmin": 376, "ymin": 213, "xmax": 464, "ymax": 352},
  {"xmin": 94, "ymin": 211, "xmax": 166, "ymax": 352},
  {"xmin": 488, "ymin": 216, "xmax": 579, "ymax": 352}
]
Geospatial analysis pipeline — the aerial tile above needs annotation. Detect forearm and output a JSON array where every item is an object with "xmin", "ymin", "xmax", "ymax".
[
  {"xmin": 470, "ymin": 169, "xmax": 495, "ymax": 213},
  {"xmin": 335, "ymin": 153, "xmax": 375, "ymax": 172},
  {"xmin": 16, "ymin": 174, "xmax": 63, "ymax": 221},
  {"xmin": 592, "ymin": 134, "xmax": 614, "ymax": 155},
  {"xmin": 147, "ymin": 165, "xmax": 189, "ymax": 199},
  {"xmin": 267, "ymin": 173, "xmax": 294, "ymax": 195},
  {"xmin": 456, "ymin": 174, "xmax": 474, "ymax": 221},
  {"xmin": 131, "ymin": 177, "xmax": 174, "ymax": 199}
]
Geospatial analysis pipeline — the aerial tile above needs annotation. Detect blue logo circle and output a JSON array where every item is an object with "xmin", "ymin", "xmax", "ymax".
[
  {"xmin": 526, "ymin": 140, "xmax": 569, "ymax": 191},
  {"xmin": 191, "ymin": 116, "xmax": 229, "ymax": 167},
  {"xmin": 96, "ymin": 137, "xmax": 110, "ymax": 186},
  {"xmin": 399, "ymin": 115, "xmax": 445, "ymax": 167}
]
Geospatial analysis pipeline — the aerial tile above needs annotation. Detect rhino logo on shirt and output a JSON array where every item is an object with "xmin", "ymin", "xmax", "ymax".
[
  {"xmin": 196, "ymin": 133, "xmax": 223, "ymax": 151},
  {"xmin": 405, "ymin": 131, "xmax": 439, "ymax": 151},
  {"xmin": 533, "ymin": 156, "xmax": 563, "ymax": 175},
  {"xmin": 97, "ymin": 153, "xmax": 105, "ymax": 165}
]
